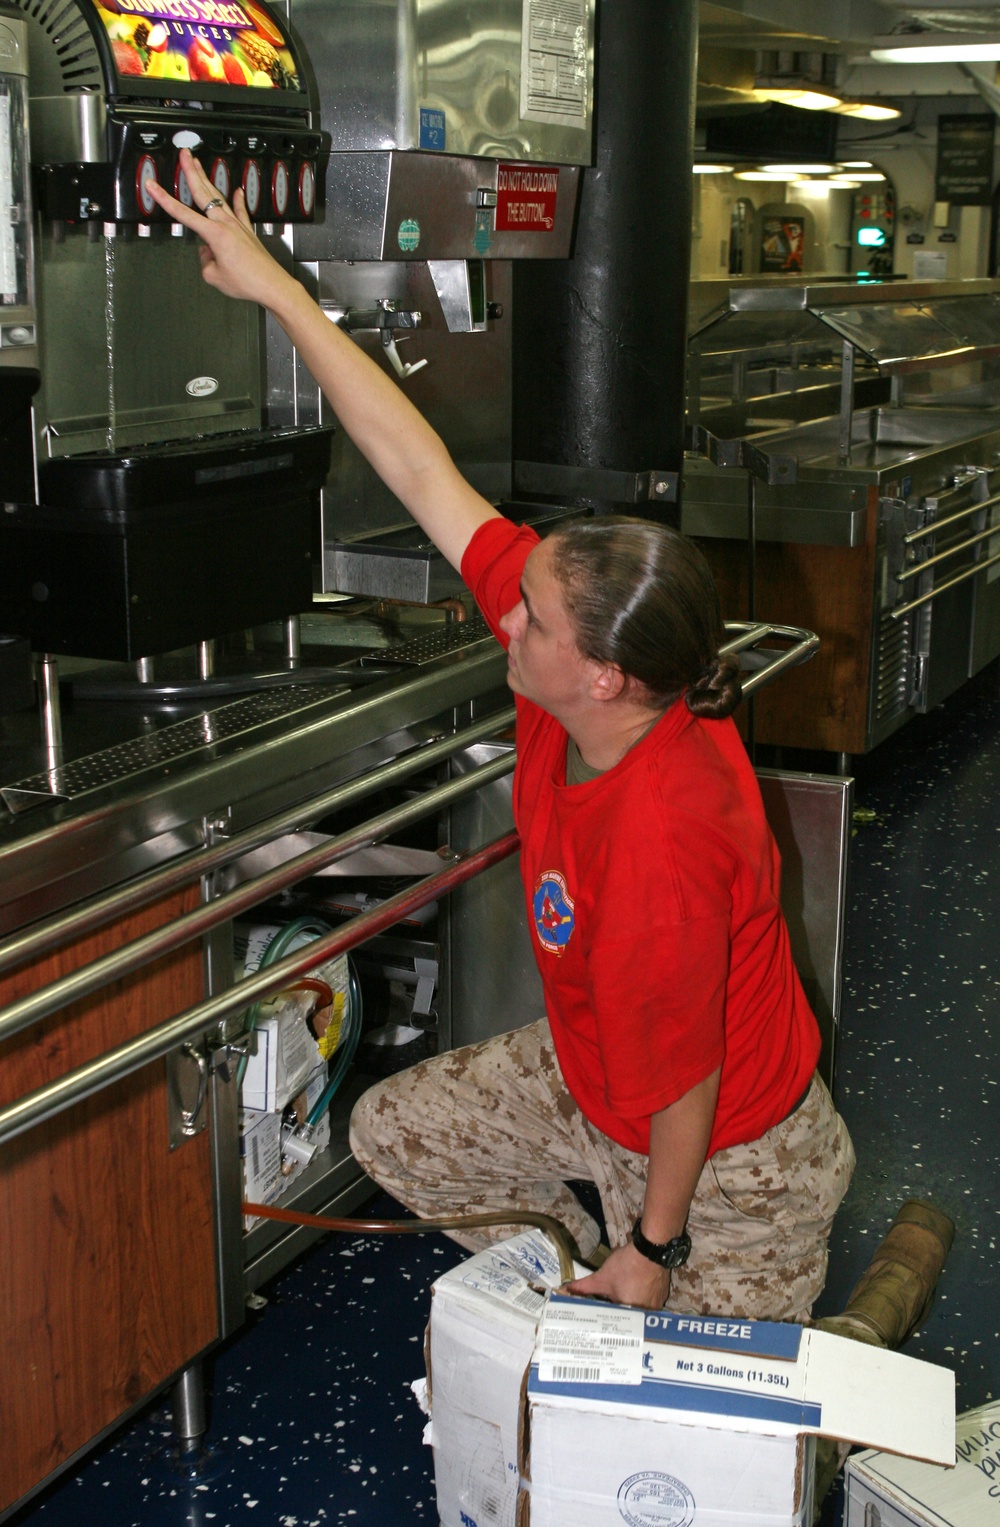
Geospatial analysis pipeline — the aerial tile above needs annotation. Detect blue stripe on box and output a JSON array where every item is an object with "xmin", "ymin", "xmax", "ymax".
[
  {"xmin": 544, "ymin": 1295, "xmax": 803, "ymax": 1361},
  {"xmin": 528, "ymin": 1367, "xmax": 822, "ymax": 1429}
]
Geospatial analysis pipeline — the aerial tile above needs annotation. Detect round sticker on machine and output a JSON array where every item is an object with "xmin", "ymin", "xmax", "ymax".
[
  {"xmin": 617, "ymin": 1473, "xmax": 696, "ymax": 1527},
  {"xmin": 397, "ymin": 217, "xmax": 421, "ymax": 252},
  {"xmin": 186, "ymin": 376, "xmax": 219, "ymax": 398}
]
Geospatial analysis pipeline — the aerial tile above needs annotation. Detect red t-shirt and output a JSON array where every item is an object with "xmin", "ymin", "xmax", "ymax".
[{"xmin": 461, "ymin": 517, "xmax": 820, "ymax": 1158}]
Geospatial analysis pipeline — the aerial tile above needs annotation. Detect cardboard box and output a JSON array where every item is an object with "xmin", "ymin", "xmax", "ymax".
[
  {"xmin": 846, "ymin": 1398, "xmax": 1000, "ymax": 1526},
  {"xmin": 425, "ymin": 1232, "xmax": 582, "ymax": 1527},
  {"xmin": 424, "ymin": 1235, "xmax": 956, "ymax": 1527},
  {"xmin": 241, "ymin": 1066, "xmax": 331, "ymax": 1229}
]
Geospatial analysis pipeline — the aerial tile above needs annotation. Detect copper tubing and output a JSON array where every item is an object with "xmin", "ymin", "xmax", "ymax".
[{"xmin": 243, "ymin": 1200, "xmax": 582, "ymax": 1284}]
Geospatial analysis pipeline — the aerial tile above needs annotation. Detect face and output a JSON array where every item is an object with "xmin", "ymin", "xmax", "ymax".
[{"xmin": 498, "ymin": 538, "xmax": 601, "ymax": 716}]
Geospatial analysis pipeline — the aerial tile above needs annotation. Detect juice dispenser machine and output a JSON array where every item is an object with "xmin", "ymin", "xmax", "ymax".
[{"xmin": 0, "ymin": 0, "xmax": 332, "ymax": 686}]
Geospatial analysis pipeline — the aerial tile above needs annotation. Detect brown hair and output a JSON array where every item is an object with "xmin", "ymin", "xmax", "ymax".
[{"xmin": 547, "ymin": 517, "xmax": 742, "ymax": 720}]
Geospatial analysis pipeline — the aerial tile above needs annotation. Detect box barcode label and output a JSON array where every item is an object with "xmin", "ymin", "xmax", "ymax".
[
  {"xmin": 537, "ymin": 1299, "xmax": 644, "ymax": 1386},
  {"xmin": 551, "ymin": 1364, "xmax": 601, "ymax": 1383}
]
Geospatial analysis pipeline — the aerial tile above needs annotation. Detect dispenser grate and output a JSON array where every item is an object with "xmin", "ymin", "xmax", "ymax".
[
  {"xmin": 361, "ymin": 614, "xmax": 493, "ymax": 667},
  {"xmin": 1, "ymin": 683, "xmax": 350, "ymax": 810},
  {"xmin": 11, "ymin": 0, "xmax": 104, "ymax": 92}
]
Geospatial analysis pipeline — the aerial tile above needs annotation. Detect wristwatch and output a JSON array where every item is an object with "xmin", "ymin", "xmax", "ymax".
[{"xmin": 631, "ymin": 1217, "xmax": 692, "ymax": 1269}]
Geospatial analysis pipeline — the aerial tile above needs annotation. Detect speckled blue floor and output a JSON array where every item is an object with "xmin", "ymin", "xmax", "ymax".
[{"xmin": 12, "ymin": 664, "xmax": 1000, "ymax": 1527}]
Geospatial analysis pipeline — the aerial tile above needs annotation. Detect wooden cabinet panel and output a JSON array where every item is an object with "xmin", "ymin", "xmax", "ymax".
[
  {"xmin": 699, "ymin": 489, "xmax": 879, "ymax": 756},
  {"xmin": 0, "ymin": 889, "xmax": 217, "ymax": 1515}
]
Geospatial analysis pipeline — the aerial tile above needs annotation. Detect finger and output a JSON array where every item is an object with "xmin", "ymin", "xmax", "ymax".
[
  {"xmin": 147, "ymin": 178, "xmax": 210, "ymax": 233},
  {"xmin": 232, "ymin": 186, "xmax": 253, "ymax": 232},
  {"xmin": 178, "ymin": 147, "xmax": 219, "ymax": 205}
]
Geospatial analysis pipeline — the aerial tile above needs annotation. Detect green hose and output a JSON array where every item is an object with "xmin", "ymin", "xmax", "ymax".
[{"xmin": 236, "ymin": 916, "xmax": 353, "ymax": 1094}]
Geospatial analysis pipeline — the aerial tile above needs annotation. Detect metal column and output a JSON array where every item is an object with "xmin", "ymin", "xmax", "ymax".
[{"xmin": 512, "ymin": 0, "xmax": 699, "ymax": 522}]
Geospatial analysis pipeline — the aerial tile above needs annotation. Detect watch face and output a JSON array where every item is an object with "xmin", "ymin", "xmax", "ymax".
[{"xmin": 633, "ymin": 1220, "xmax": 692, "ymax": 1268}]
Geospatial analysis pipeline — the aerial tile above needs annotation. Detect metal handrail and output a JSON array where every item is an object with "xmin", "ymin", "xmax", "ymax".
[
  {"xmin": 903, "ymin": 489, "xmax": 1000, "ymax": 544},
  {"xmin": 720, "ymin": 621, "xmax": 821, "ymax": 695},
  {"xmin": 891, "ymin": 548, "xmax": 1000, "ymax": 619},
  {"xmin": 0, "ymin": 706, "xmax": 516, "ymax": 980},
  {"xmin": 898, "ymin": 524, "xmax": 1000, "ymax": 582},
  {"xmin": 0, "ymin": 750, "xmax": 516, "ymax": 1049},
  {"xmin": 0, "ymin": 833, "xmax": 520, "ymax": 1149}
]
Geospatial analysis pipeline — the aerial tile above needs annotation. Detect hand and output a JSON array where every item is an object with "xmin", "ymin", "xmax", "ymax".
[
  {"xmin": 563, "ymin": 1241, "xmax": 672, "ymax": 1309},
  {"xmin": 147, "ymin": 148, "xmax": 297, "ymax": 311}
]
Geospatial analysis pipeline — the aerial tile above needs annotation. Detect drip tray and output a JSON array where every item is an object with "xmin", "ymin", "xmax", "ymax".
[{"xmin": 0, "ymin": 682, "xmax": 351, "ymax": 813}]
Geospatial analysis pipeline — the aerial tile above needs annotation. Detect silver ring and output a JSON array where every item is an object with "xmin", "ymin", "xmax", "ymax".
[{"xmin": 202, "ymin": 197, "xmax": 225, "ymax": 214}]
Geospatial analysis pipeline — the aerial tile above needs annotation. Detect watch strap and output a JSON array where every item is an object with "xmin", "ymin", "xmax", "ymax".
[{"xmin": 631, "ymin": 1217, "xmax": 692, "ymax": 1269}]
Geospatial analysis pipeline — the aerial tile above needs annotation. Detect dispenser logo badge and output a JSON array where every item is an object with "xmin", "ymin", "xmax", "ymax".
[
  {"xmin": 495, "ymin": 164, "xmax": 559, "ymax": 232},
  {"xmin": 533, "ymin": 871, "xmax": 575, "ymax": 954},
  {"xmin": 186, "ymin": 375, "xmax": 219, "ymax": 397},
  {"xmin": 397, "ymin": 219, "xmax": 421, "ymax": 253}
]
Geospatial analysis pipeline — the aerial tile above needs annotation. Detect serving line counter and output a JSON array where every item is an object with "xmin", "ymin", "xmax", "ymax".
[
  {"xmin": 682, "ymin": 278, "xmax": 1000, "ymax": 759},
  {"xmin": 0, "ymin": 611, "xmax": 824, "ymax": 1517}
]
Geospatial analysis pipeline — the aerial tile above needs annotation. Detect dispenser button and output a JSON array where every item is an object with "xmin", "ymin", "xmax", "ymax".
[
  {"xmin": 1, "ymin": 324, "xmax": 36, "ymax": 347},
  {"xmin": 243, "ymin": 158, "xmax": 261, "ymax": 217},
  {"xmin": 272, "ymin": 159, "xmax": 289, "ymax": 218},
  {"xmin": 211, "ymin": 158, "xmax": 231, "ymax": 201},
  {"xmin": 477, "ymin": 189, "xmax": 498, "ymax": 208},
  {"xmin": 136, "ymin": 154, "xmax": 158, "ymax": 216},
  {"xmin": 298, "ymin": 161, "xmax": 315, "ymax": 217},
  {"xmin": 174, "ymin": 162, "xmax": 194, "ymax": 208}
]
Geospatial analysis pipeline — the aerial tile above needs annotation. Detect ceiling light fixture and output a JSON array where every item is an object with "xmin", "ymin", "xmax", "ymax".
[
  {"xmin": 752, "ymin": 87, "xmax": 841, "ymax": 111},
  {"xmin": 734, "ymin": 170, "xmax": 795, "ymax": 181},
  {"xmin": 692, "ymin": 164, "xmax": 735, "ymax": 174},
  {"xmin": 763, "ymin": 163, "xmax": 835, "ymax": 175},
  {"xmin": 832, "ymin": 101, "xmax": 902, "ymax": 121},
  {"xmin": 831, "ymin": 171, "xmax": 886, "ymax": 183},
  {"xmin": 840, "ymin": 161, "xmax": 874, "ymax": 168},
  {"xmin": 871, "ymin": 34, "xmax": 1000, "ymax": 64}
]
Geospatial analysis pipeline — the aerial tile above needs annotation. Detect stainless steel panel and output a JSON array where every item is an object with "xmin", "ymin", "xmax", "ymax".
[
  {"xmin": 970, "ymin": 501, "xmax": 1000, "ymax": 676},
  {"xmin": 29, "ymin": 93, "xmax": 106, "ymax": 164},
  {"xmin": 381, "ymin": 153, "xmax": 581, "ymax": 261},
  {"xmin": 816, "ymin": 305, "xmax": 974, "ymax": 374},
  {"xmin": 0, "ymin": 643, "xmax": 508, "ymax": 933},
  {"xmin": 327, "ymin": 541, "xmax": 466, "ymax": 601},
  {"xmin": 300, "ymin": 261, "xmax": 512, "ymax": 546},
  {"xmin": 447, "ymin": 741, "xmax": 542, "ymax": 1048},
  {"xmin": 680, "ymin": 458, "xmax": 868, "ymax": 547},
  {"xmin": 756, "ymin": 770, "xmax": 853, "ymax": 1091},
  {"xmin": 288, "ymin": 0, "xmax": 594, "ymax": 164},
  {"xmin": 35, "ymin": 227, "xmax": 262, "ymax": 457},
  {"xmin": 293, "ymin": 151, "xmax": 581, "ymax": 262},
  {"xmin": 718, "ymin": 278, "xmax": 1000, "ymax": 315}
]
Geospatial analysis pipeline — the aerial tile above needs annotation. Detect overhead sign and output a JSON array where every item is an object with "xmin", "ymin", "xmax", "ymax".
[
  {"xmin": 495, "ymin": 163, "xmax": 559, "ymax": 232},
  {"xmin": 936, "ymin": 114, "xmax": 995, "ymax": 206}
]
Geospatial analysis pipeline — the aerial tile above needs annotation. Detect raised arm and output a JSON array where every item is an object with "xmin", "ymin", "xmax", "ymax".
[{"xmin": 148, "ymin": 149, "xmax": 499, "ymax": 571}]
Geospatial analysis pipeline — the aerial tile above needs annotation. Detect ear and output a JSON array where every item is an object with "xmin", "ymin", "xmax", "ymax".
[{"xmin": 587, "ymin": 661, "xmax": 628, "ymax": 703}]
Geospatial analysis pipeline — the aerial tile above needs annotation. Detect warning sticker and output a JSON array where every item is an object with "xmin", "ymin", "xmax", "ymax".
[
  {"xmin": 496, "ymin": 162, "xmax": 560, "ymax": 232},
  {"xmin": 520, "ymin": 0, "xmax": 588, "ymax": 129}
]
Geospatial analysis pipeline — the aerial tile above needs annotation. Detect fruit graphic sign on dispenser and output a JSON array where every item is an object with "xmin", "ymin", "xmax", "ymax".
[{"xmin": 87, "ymin": 0, "xmax": 300, "ymax": 91}]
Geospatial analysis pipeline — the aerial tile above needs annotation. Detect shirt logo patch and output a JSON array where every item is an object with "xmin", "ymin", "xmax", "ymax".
[{"xmin": 533, "ymin": 871, "xmax": 575, "ymax": 954}]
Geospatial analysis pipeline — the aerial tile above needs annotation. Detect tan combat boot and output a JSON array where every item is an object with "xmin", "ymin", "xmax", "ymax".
[
  {"xmin": 812, "ymin": 1199, "xmax": 956, "ymax": 1522},
  {"xmin": 820, "ymin": 1199, "xmax": 955, "ymax": 1348}
]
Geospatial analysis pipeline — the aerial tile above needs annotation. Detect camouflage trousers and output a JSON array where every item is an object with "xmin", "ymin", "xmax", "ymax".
[{"xmin": 349, "ymin": 1017, "xmax": 855, "ymax": 1323}]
